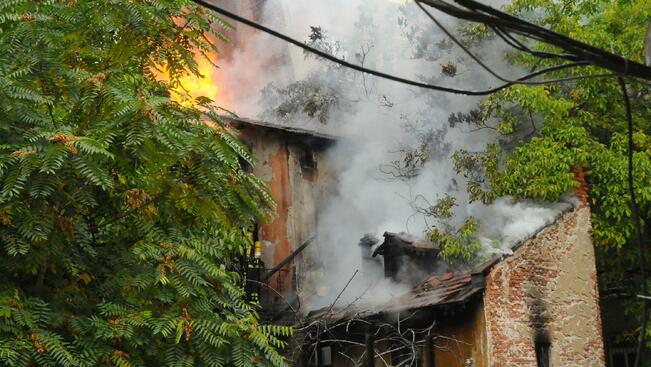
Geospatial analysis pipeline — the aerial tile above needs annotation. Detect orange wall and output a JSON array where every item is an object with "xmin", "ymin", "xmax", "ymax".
[{"xmin": 258, "ymin": 143, "xmax": 293, "ymax": 294}]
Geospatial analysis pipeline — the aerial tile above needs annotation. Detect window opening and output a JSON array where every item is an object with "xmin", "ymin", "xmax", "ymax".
[{"xmin": 535, "ymin": 340, "xmax": 551, "ymax": 367}]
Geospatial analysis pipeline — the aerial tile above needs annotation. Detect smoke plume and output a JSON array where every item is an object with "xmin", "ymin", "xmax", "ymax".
[{"xmin": 216, "ymin": 0, "xmax": 574, "ymax": 311}]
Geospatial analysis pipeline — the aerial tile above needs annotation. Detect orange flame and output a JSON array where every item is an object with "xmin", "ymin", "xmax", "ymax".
[{"xmin": 155, "ymin": 52, "xmax": 222, "ymax": 107}]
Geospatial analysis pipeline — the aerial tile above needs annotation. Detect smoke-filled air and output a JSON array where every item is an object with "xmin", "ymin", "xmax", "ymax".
[{"xmin": 216, "ymin": 0, "xmax": 574, "ymax": 311}]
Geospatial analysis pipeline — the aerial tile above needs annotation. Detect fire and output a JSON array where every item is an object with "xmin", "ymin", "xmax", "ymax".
[
  {"xmin": 174, "ymin": 55, "xmax": 219, "ymax": 104},
  {"xmin": 155, "ymin": 52, "xmax": 220, "ymax": 107}
]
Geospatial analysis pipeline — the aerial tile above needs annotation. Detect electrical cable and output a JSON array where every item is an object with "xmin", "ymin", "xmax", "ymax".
[
  {"xmin": 491, "ymin": 26, "xmax": 550, "ymax": 56},
  {"xmin": 188, "ymin": 0, "xmax": 616, "ymax": 96},
  {"xmin": 620, "ymin": 76, "xmax": 648, "ymax": 367},
  {"xmin": 414, "ymin": 1, "xmax": 617, "ymax": 85},
  {"xmin": 187, "ymin": 0, "xmax": 479, "ymax": 95},
  {"xmin": 490, "ymin": 25, "xmax": 580, "ymax": 62},
  {"xmin": 418, "ymin": 0, "xmax": 651, "ymax": 81}
]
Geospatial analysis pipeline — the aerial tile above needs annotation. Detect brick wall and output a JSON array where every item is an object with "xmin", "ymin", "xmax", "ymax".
[{"xmin": 483, "ymin": 204, "xmax": 605, "ymax": 366}]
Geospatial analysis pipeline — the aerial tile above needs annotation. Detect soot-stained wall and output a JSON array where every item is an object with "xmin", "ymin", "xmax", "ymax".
[
  {"xmin": 483, "ymin": 204, "xmax": 605, "ymax": 366},
  {"xmin": 235, "ymin": 121, "xmax": 336, "ymax": 300}
]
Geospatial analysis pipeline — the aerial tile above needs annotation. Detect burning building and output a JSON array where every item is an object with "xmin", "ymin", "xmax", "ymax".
[
  {"xmin": 227, "ymin": 116, "xmax": 336, "ymax": 307},
  {"xmin": 302, "ymin": 201, "xmax": 605, "ymax": 367},
  {"xmin": 228, "ymin": 116, "xmax": 606, "ymax": 367},
  {"xmin": 211, "ymin": 1, "xmax": 610, "ymax": 365}
]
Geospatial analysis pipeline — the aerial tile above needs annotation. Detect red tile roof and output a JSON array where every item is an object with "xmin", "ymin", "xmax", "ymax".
[{"xmin": 308, "ymin": 269, "xmax": 483, "ymax": 321}]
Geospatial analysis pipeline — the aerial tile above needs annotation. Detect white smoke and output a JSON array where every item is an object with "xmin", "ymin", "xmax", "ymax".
[{"xmin": 216, "ymin": 0, "xmax": 574, "ymax": 311}]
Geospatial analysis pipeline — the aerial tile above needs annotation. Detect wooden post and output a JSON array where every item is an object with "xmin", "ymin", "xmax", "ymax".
[
  {"xmin": 300, "ymin": 345, "xmax": 309, "ymax": 367},
  {"xmin": 365, "ymin": 328, "xmax": 374, "ymax": 367},
  {"xmin": 316, "ymin": 338, "xmax": 322, "ymax": 367},
  {"xmin": 425, "ymin": 334, "xmax": 435, "ymax": 367}
]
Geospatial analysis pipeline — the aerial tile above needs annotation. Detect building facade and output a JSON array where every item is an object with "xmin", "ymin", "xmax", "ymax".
[
  {"xmin": 304, "ymin": 204, "xmax": 605, "ymax": 367},
  {"xmin": 229, "ymin": 117, "xmax": 336, "ymax": 305},
  {"xmin": 229, "ymin": 117, "xmax": 606, "ymax": 366}
]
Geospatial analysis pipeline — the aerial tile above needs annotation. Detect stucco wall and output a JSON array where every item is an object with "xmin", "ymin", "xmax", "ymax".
[
  {"xmin": 286, "ymin": 145, "xmax": 337, "ymax": 295},
  {"xmin": 429, "ymin": 301, "xmax": 489, "ymax": 367},
  {"xmin": 238, "ymin": 125, "xmax": 335, "ymax": 299},
  {"xmin": 483, "ymin": 204, "xmax": 605, "ymax": 366}
]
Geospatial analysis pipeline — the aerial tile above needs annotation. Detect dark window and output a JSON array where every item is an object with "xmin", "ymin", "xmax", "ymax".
[
  {"xmin": 608, "ymin": 347, "xmax": 636, "ymax": 367},
  {"xmin": 605, "ymin": 334, "xmax": 640, "ymax": 367},
  {"xmin": 320, "ymin": 345, "xmax": 332, "ymax": 367},
  {"xmin": 308, "ymin": 343, "xmax": 332, "ymax": 367},
  {"xmin": 299, "ymin": 146, "xmax": 317, "ymax": 171},
  {"xmin": 535, "ymin": 341, "xmax": 551, "ymax": 367}
]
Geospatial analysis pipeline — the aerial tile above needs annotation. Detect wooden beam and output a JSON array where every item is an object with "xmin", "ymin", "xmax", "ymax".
[
  {"xmin": 365, "ymin": 329, "xmax": 374, "ymax": 367},
  {"xmin": 425, "ymin": 335, "xmax": 435, "ymax": 367}
]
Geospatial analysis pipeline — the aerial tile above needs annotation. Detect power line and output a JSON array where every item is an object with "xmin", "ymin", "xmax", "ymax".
[
  {"xmin": 419, "ymin": 0, "xmax": 584, "ymax": 64},
  {"xmin": 188, "ymin": 0, "xmax": 474, "ymax": 95},
  {"xmin": 620, "ymin": 76, "xmax": 648, "ymax": 367},
  {"xmin": 418, "ymin": 0, "xmax": 651, "ymax": 81},
  {"xmin": 414, "ymin": 1, "xmax": 617, "ymax": 85},
  {"xmin": 490, "ymin": 25, "xmax": 579, "ymax": 62},
  {"xmin": 188, "ymin": 0, "xmax": 613, "ymax": 96}
]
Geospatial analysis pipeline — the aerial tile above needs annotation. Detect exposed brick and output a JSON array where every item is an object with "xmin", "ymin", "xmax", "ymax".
[{"xmin": 483, "ymin": 205, "xmax": 605, "ymax": 366}]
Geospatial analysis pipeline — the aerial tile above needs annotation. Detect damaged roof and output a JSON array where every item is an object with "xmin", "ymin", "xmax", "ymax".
[
  {"xmin": 225, "ymin": 116, "xmax": 337, "ymax": 144},
  {"xmin": 308, "ymin": 203, "xmax": 578, "ymax": 322},
  {"xmin": 372, "ymin": 231, "xmax": 440, "ymax": 258},
  {"xmin": 308, "ymin": 269, "xmax": 484, "ymax": 321}
]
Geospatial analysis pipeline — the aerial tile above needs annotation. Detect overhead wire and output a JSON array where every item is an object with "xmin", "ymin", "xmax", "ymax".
[
  {"xmin": 414, "ymin": 1, "xmax": 617, "ymax": 85},
  {"xmin": 620, "ymin": 76, "xmax": 648, "ymax": 367},
  {"xmin": 490, "ymin": 25, "xmax": 580, "ymax": 62},
  {"xmin": 188, "ymin": 0, "xmax": 616, "ymax": 96},
  {"xmin": 417, "ymin": 0, "xmax": 651, "ymax": 80}
]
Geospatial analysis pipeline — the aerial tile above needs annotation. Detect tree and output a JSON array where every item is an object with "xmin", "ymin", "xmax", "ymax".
[
  {"xmin": 451, "ymin": 0, "xmax": 651, "ymax": 347},
  {"xmin": 0, "ymin": 1, "xmax": 290, "ymax": 366}
]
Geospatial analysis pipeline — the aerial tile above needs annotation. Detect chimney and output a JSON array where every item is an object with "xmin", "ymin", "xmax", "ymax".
[
  {"xmin": 358, "ymin": 233, "xmax": 379, "ymax": 273},
  {"xmin": 372, "ymin": 232, "xmax": 440, "ymax": 283}
]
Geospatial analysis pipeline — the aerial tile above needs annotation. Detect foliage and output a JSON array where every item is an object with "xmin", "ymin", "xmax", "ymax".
[
  {"xmin": 424, "ymin": 195, "xmax": 481, "ymax": 262},
  {"xmin": 380, "ymin": 117, "xmax": 450, "ymax": 181},
  {"xmin": 259, "ymin": 26, "xmax": 345, "ymax": 124},
  {"xmin": 0, "ymin": 1, "xmax": 291, "ymax": 366},
  {"xmin": 453, "ymin": 0, "xmax": 651, "ymax": 343},
  {"xmin": 260, "ymin": 80, "xmax": 339, "ymax": 124}
]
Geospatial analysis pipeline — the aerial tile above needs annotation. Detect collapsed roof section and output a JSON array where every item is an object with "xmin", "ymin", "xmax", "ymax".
[
  {"xmin": 308, "ymin": 201, "xmax": 577, "ymax": 322},
  {"xmin": 371, "ymin": 232, "xmax": 441, "ymax": 284},
  {"xmin": 308, "ymin": 268, "xmax": 483, "ymax": 321}
]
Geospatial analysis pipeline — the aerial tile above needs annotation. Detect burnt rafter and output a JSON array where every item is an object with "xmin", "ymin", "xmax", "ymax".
[
  {"xmin": 372, "ymin": 232, "xmax": 440, "ymax": 258},
  {"xmin": 262, "ymin": 236, "xmax": 316, "ymax": 282}
]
